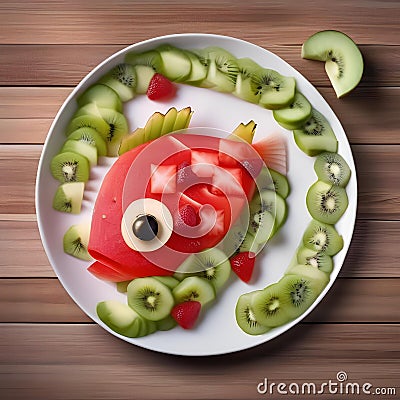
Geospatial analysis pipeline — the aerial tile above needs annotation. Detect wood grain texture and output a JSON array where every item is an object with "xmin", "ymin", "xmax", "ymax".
[
  {"xmin": 0, "ymin": 324, "xmax": 399, "ymax": 399},
  {"xmin": 0, "ymin": 45, "xmax": 399, "ymax": 87},
  {"xmin": 1, "ymin": 87, "xmax": 399, "ymax": 145},
  {"xmin": 0, "ymin": 278, "xmax": 398, "ymax": 324},
  {"xmin": 0, "ymin": 0, "xmax": 399, "ymax": 45},
  {"xmin": 1, "ymin": 218, "xmax": 399, "ymax": 278}
]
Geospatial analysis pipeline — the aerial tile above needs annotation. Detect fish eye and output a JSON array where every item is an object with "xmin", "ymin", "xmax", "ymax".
[{"xmin": 121, "ymin": 198, "xmax": 173, "ymax": 252}]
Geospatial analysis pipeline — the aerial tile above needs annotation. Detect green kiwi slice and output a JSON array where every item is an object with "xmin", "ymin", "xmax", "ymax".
[
  {"xmin": 296, "ymin": 246, "xmax": 333, "ymax": 274},
  {"xmin": 61, "ymin": 139, "xmax": 98, "ymax": 167},
  {"xmin": 314, "ymin": 152, "xmax": 351, "ymax": 187},
  {"xmin": 273, "ymin": 92, "xmax": 312, "ymax": 130},
  {"xmin": 77, "ymin": 84, "xmax": 123, "ymax": 112},
  {"xmin": 302, "ymin": 219, "xmax": 344, "ymax": 256},
  {"xmin": 252, "ymin": 283, "xmax": 291, "ymax": 327},
  {"xmin": 50, "ymin": 151, "xmax": 90, "ymax": 183},
  {"xmin": 153, "ymin": 276, "xmax": 180, "ymax": 290},
  {"xmin": 127, "ymin": 277, "xmax": 174, "ymax": 321},
  {"xmin": 181, "ymin": 50, "xmax": 208, "ymax": 84},
  {"xmin": 200, "ymin": 46, "xmax": 239, "ymax": 92},
  {"xmin": 156, "ymin": 44, "xmax": 192, "ymax": 82},
  {"xmin": 265, "ymin": 169, "xmax": 290, "ymax": 199},
  {"xmin": 284, "ymin": 264, "xmax": 330, "ymax": 286},
  {"xmin": 279, "ymin": 272, "xmax": 327, "ymax": 320},
  {"xmin": 124, "ymin": 50, "xmax": 163, "ymax": 73},
  {"xmin": 53, "ymin": 182, "xmax": 84, "ymax": 214},
  {"xmin": 99, "ymin": 63, "xmax": 137, "ymax": 102},
  {"xmin": 172, "ymin": 276, "xmax": 216, "ymax": 306},
  {"xmin": 251, "ymin": 69, "xmax": 296, "ymax": 109},
  {"xmin": 293, "ymin": 109, "xmax": 338, "ymax": 156},
  {"xmin": 235, "ymin": 291, "xmax": 270, "ymax": 335},
  {"xmin": 96, "ymin": 300, "xmax": 144, "ymax": 338},
  {"xmin": 233, "ymin": 58, "xmax": 263, "ymax": 103},
  {"xmin": 68, "ymin": 127, "xmax": 107, "ymax": 157},
  {"xmin": 156, "ymin": 315, "xmax": 177, "ymax": 331},
  {"xmin": 66, "ymin": 114, "xmax": 110, "ymax": 139},
  {"xmin": 193, "ymin": 248, "xmax": 231, "ymax": 292},
  {"xmin": 63, "ymin": 222, "xmax": 92, "ymax": 261},
  {"xmin": 133, "ymin": 64, "xmax": 156, "ymax": 94},
  {"xmin": 306, "ymin": 180, "xmax": 348, "ymax": 225}
]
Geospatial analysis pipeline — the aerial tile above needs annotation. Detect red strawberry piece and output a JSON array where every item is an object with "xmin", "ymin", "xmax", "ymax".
[
  {"xmin": 171, "ymin": 301, "xmax": 201, "ymax": 329},
  {"xmin": 147, "ymin": 73, "xmax": 176, "ymax": 100},
  {"xmin": 230, "ymin": 252, "xmax": 256, "ymax": 283},
  {"xmin": 177, "ymin": 204, "xmax": 198, "ymax": 227}
]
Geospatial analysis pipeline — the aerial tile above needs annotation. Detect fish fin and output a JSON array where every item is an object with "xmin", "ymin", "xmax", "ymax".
[{"xmin": 252, "ymin": 132, "xmax": 287, "ymax": 175}]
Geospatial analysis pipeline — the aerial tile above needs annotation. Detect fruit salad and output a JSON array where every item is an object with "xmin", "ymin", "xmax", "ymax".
[{"xmin": 49, "ymin": 42, "xmax": 351, "ymax": 339}]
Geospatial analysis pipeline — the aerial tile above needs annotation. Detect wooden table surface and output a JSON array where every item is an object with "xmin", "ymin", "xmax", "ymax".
[{"xmin": 1, "ymin": 1, "xmax": 399, "ymax": 399}]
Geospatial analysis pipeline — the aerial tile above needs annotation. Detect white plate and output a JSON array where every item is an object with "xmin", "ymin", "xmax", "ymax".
[{"xmin": 36, "ymin": 34, "xmax": 357, "ymax": 356}]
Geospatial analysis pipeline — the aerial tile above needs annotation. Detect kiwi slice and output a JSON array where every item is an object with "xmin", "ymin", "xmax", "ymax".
[
  {"xmin": 279, "ymin": 272, "xmax": 326, "ymax": 320},
  {"xmin": 293, "ymin": 109, "xmax": 338, "ymax": 156},
  {"xmin": 53, "ymin": 181, "xmax": 84, "ymax": 214},
  {"xmin": 233, "ymin": 58, "xmax": 263, "ymax": 103},
  {"xmin": 235, "ymin": 291, "xmax": 270, "ymax": 335},
  {"xmin": 96, "ymin": 300, "xmax": 145, "ymax": 338},
  {"xmin": 116, "ymin": 280, "xmax": 132, "ymax": 293},
  {"xmin": 200, "ymin": 46, "xmax": 239, "ymax": 92},
  {"xmin": 50, "ymin": 151, "xmax": 90, "ymax": 183},
  {"xmin": 314, "ymin": 152, "xmax": 351, "ymax": 187},
  {"xmin": 153, "ymin": 276, "xmax": 180, "ymax": 290},
  {"xmin": 172, "ymin": 276, "xmax": 216, "ymax": 306},
  {"xmin": 265, "ymin": 169, "xmax": 290, "ymax": 199},
  {"xmin": 125, "ymin": 50, "xmax": 163, "ymax": 73},
  {"xmin": 133, "ymin": 64, "xmax": 156, "ymax": 94},
  {"xmin": 306, "ymin": 180, "xmax": 348, "ymax": 225},
  {"xmin": 156, "ymin": 44, "xmax": 192, "ymax": 82},
  {"xmin": 77, "ymin": 84, "xmax": 123, "ymax": 112},
  {"xmin": 252, "ymin": 283, "xmax": 291, "ymax": 328},
  {"xmin": 156, "ymin": 315, "xmax": 177, "ymax": 331},
  {"xmin": 99, "ymin": 63, "xmax": 137, "ymax": 102},
  {"xmin": 66, "ymin": 114, "xmax": 110, "ymax": 139},
  {"xmin": 194, "ymin": 248, "xmax": 231, "ymax": 292},
  {"xmin": 61, "ymin": 139, "xmax": 98, "ymax": 167},
  {"xmin": 181, "ymin": 50, "xmax": 208, "ymax": 84},
  {"xmin": 258, "ymin": 190, "xmax": 288, "ymax": 235},
  {"xmin": 239, "ymin": 231, "xmax": 263, "ymax": 255},
  {"xmin": 68, "ymin": 127, "xmax": 107, "ymax": 157},
  {"xmin": 302, "ymin": 30, "xmax": 364, "ymax": 98},
  {"xmin": 284, "ymin": 263, "xmax": 330, "ymax": 286},
  {"xmin": 296, "ymin": 246, "xmax": 333, "ymax": 274},
  {"xmin": 249, "ymin": 209, "xmax": 275, "ymax": 245},
  {"xmin": 273, "ymin": 92, "xmax": 312, "ymax": 130},
  {"xmin": 251, "ymin": 69, "xmax": 296, "ymax": 110},
  {"xmin": 127, "ymin": 277, "xmax": 174, "ymax": 321},
  {"xmin": 63, "ymin": 222, "xmax": 92, "ymax": 261},
  {"xmin": 302, "ymin": 219, "xmax": 344, "ymax": 256}
]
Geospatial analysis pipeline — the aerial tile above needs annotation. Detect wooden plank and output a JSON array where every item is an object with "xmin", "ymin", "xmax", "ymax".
[
  {"xmin": 1, "ymin": 144, "xmax": 399, "ymax": 218},
  {"xmin": 1, "ymin": 87, "xmax": 399, "ymax": 145},
  {"xmin": 1, "ymin": 218, "xmax": 399, "ymax": 278},
  {"xmin": 0, "ymin": 0, "xmax": 398, "ymax": 45},
  {"xmin": 0, "ymin": 44, "xmax": 399, "ymax": 87},
  {"xmin": 0, "ymin": 324, "xmax": 398, "ymax": 400},
  {"xmin": 0, "ymin": 278, "xmax": 398, "ymax": 324}
]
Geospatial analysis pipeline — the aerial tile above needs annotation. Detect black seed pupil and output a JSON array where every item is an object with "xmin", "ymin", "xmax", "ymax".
[{"xmin": 132, "ymin": 215, "xmax": 158, "ymax": 241}]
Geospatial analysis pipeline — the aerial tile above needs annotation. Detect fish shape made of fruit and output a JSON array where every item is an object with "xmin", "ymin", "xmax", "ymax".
[{"xmin": 87, "ymin": 131, "xmax": 286, "ymax": 282}]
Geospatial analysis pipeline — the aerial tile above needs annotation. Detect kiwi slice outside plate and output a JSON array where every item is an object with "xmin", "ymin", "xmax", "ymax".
[
  {"xmin": 63, "ymin": 222, "xmax": 92, "ymax": 261},
  {"xmin": 273, "ymin": 91, "xmax": 312, "ymax": 130},
  {"xmin": 53, "ymin": 181, "xmax": 84, "ymax": 214},
  {"xmin": 127, "ymin": 277, "xmax": 174, "ymax": 322},
  {"xmin": 306, "ymin": 180, "xmax": 349, "ymax": 225},
  {"xmin": 293, "ymin": 109, "xmax": 338, "ymax": 156},
  {"xmin": 235, "ymin": 291, "xmax": 270, "ymax": 335},
  {"xmin": 302, "ymin": 219, "xmax": 344, "ymax": 256},
  {"xmin": 302, "ymin": 30, "xmax": 364, "ymax": 98},
  {"xmin": 314, "ymin": 152, "xmax": 351, "ymax": 187}
]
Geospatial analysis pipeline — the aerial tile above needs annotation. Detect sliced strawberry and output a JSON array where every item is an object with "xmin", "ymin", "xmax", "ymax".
[
  {"xmin": 178, "ymin": 204, "xmax": 198, "ymax": 227},
  {"xmin": 230, "ymin": 252, "xmax": 256, "ymax": 283},
  {"xmin": 171, "ymin": 301, "xmax": 201, "ymax": 329},
  {"xmin": 147, "ymin": 73, "xmax": 176, "ymax": 100}
]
